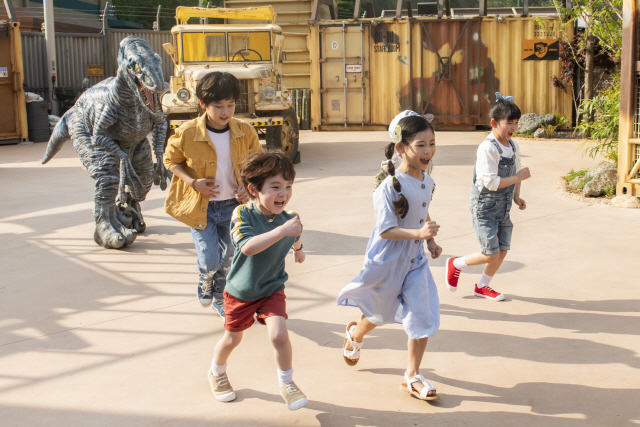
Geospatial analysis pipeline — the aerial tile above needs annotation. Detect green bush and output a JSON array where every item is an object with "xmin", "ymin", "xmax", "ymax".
[
  {"xmin": 541, "ymin": 124, "xmax": 558, "ymax": 137},
  {"xmin": 554, "ymin": 113, "xmax": 569, "ymax": 129},
  {"xmin": 565, "ymin": 168, "xmax": 589, "ymax": 182},
  {"xmin": 514, "ymin": 129, "xmax": 535, "ymax": 137},
  {"xmin": 604, "ymin": 183, "xmax": 616, "ymax": 197},
  {"xmin": 575, "ymin": 74, "xmax": 620, "ymax": 164}
]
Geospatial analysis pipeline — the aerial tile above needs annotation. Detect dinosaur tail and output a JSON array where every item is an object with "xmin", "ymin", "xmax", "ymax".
[{"xmin": 42, "ymin": 112, "xmax": 71, "ymax": 164}]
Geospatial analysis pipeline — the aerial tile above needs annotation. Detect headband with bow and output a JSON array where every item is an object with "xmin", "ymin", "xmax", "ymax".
[
  {"xmin": 389, "ymin": 111, "xmax": 435, "ymax": 143},
  {"xmin": 496, "ymin": 92, "xmax": 515, "ymax": 102}
]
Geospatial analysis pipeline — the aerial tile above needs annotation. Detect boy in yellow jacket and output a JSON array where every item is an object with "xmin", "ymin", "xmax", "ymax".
[{"xmin": 164, "ymin": 72, "xmax": 261, "ymax": 318}]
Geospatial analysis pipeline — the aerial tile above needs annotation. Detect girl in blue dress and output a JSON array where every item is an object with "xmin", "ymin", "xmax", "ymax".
[{"xmin": 337, "ymin": 114, "xmax": 442, "ymax": 400}]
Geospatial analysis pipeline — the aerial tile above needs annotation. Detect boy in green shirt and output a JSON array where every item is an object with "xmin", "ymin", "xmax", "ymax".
[{"xmin": 208, "ymin": 150, "xmax": 308, "ymax": 411}]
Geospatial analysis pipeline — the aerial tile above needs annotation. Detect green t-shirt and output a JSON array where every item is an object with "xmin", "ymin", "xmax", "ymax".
[{"xmin": 225, "ymin": 203, "xmax": 300, "ymax": 301}]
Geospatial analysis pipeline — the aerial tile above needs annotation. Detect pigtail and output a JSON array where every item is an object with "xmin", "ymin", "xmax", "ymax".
[{"xmin": 385, "ymin": 142, "xmax": 409, "ymax": 219}]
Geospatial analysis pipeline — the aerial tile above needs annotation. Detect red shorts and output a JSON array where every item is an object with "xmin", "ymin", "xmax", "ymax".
[{"xmin": 223, "ymin": 289, "xmax": 287, "ymax": 332}]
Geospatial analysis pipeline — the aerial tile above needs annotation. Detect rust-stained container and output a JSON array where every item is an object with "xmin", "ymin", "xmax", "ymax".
[
  {"xmin": 0, "ymin": 21, "xmax": 28, "ymax": 144},
  {"xmin": 310, "ymin": 16, "xmax": 573, "ymax": 131}
]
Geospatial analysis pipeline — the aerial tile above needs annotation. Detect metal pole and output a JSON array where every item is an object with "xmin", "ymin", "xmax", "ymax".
[
  {"xmin": 360, "ymin": 21, "xmax": 364, "ymax": 126},
  {"xmin": 199, "ymin": 0, "xmax": 204, "ymax": 25},
  {"xmin": 43, "ymin": 0, "xmax": 57, "ymax": 115},
  {"xmin": 342, "ymin": 22, "xmax": 347, "ymax": 127},
  {"xmin": 3, "ymin": 0, "xmax": 17, "ymax": 22},
  {"xmin": 155, "ymin": 5, "xmax": 161, "ymax": 31},
  {"xmin": 101, "ymin": 2, "xmax": 109, "ymax": 35}
]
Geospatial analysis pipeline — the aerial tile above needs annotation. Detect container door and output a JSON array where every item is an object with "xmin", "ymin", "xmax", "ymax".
[
  {"xmin": 418, "ymin": 19, "xmax": 482, "ymax": 124},
  {"xmin": 319, "ymin": 23, "xmax": 370, "ymax": 126},
  {"xmin": 0, "ymin": 26, "xmax": 18, "ymax": 138}
]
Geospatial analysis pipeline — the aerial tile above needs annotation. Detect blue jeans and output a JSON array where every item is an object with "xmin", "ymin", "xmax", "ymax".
[{"xmin": 190, "ymin": 199, "xmax": 239, "ymax": 293}]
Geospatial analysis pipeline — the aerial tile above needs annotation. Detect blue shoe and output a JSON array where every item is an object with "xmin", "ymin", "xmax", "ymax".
[
  {"xmin": 212, "ymin": 296, "xmax": 225, "ymax": 319},
  {"xmin": 198, "ymin": 280, "xmax": 213, "ymax": 307}
]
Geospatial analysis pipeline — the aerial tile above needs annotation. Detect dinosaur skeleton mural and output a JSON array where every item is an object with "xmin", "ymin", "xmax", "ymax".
[{"xmin": 42, "ymin": 36, "xmax": 169, "ymax": 249}]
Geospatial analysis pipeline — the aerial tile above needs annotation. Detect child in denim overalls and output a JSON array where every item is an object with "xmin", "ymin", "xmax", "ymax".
[{"xmin": 444, "ymin": 93, "xmax": 531, "ymax": 301}]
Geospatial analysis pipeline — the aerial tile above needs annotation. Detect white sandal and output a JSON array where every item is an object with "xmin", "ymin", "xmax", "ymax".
[
  {"xmin": 401, "ymin": 373, "xmax": 440, "ymax": 401},
  {"xmin": 343, "ymin": 321, "xmax": 363, "ymax": 366}
]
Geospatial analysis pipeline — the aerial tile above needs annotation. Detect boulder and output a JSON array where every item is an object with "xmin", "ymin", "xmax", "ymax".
[
  {"xmin": 534, "ymin": 128, "xmax": 547, "ymax": 139},
  {"xmin": 611, "ymin": 195, "xmax": 640, "ymax": 209},
  {"xmin": 568, "ymin": 175, "xmax": 587, "ymax": 191},
  {"xmin": 518, "ymin": 113, "xmax": 556, "ymax": 133},
  {"xmin": 582, "ymin": 162, "xmax": 617, "ymax": 197}
]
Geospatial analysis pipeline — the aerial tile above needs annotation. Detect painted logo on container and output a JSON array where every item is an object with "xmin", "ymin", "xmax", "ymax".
[
  {"xmin": 373, "ymin": 30, "xmax": 400, "ymax": 53},
  {"xmin": 522, "ymin": 39, "xmax": 559, "ymax": 60}
]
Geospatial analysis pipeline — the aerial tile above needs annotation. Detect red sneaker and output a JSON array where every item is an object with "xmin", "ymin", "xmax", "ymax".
[
  {"xmin": 474, "ymin": 285, "xmax": 505, "ymax": 301},
  {"xmin": 445, "ymin": 257, "xmax": 461, "ymax": 292}
]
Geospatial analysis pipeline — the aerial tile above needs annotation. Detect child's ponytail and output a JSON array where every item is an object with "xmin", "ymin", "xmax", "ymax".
[{"xmin": 385, "ymin": 142, "xmax": 409, "ymax": 219}]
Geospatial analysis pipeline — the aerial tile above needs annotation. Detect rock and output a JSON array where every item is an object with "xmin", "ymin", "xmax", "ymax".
[
  {"xmin": 534, "ymin": 128, "xmax": 546, "ymax": 139},
  {"xmin": 582, "ymin": 162, "xmax": 617, "ymax": 197},
  {"xmin": 518, "ymin": 113, "xmax": 556, "ymax": 133},
  {"xmin": 543, "ymin": 114, "xmax": 556, "ymax": 126},
  {"xmin": 611, "ymin": 195, "xmax": 640, "ymax": 209}
]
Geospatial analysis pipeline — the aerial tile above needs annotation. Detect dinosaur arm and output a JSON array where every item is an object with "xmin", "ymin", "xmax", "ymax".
[{"xmin": 151, "ymin": 115, "xmax": 168, "ymax": 157}]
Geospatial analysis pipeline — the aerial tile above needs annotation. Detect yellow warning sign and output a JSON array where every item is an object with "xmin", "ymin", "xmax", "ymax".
[{"xmin": 87, "ymin": 64, "xmax": 104, "ymax": 77}]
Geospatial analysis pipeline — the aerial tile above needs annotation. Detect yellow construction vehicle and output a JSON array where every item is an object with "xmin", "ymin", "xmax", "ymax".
[{"xmin": 161, "ymin": 6, "xmax": 299, "ymax": 161}]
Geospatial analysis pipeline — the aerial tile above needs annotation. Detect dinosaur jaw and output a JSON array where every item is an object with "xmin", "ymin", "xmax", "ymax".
[{"xmin": 128, "ymin": 70, "xmax": 158, "ymax": 112}]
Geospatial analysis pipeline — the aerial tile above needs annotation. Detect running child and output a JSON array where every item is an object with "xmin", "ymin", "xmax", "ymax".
[
  {"xmin": 338, "ymin": 113, "xmax": 442, "ymax": 401},
  {"xmin": 208, "ymin": 150, "xmax": 308, "ymax": 410},
  {"xmin": 163, "ymin": 72, "xmax": 260, "ymax": 318},
  {"xmin": 445, "ymin": 92, "xmax": 531, "ymax": 301}
]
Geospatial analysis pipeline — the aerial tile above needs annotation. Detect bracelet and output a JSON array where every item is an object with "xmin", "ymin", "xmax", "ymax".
[
  {"xmin": 190, "ymin": 178, "xmax": 197, "ymax": 189},
  {"xmin": 294, "ymin": 244, "xmax": 304, "ymax": 252},
  {"xmin": 427, "ymin": 238, "xmax": 435, "ymax": 243}
]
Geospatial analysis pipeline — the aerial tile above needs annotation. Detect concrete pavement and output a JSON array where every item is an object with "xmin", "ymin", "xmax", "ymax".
[{"xmin": 0, "ymin": 131, "xmax": 638, "ymax": 426}]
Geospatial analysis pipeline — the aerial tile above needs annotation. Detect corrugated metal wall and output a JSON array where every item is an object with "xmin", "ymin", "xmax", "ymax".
[
  {"xmin": 22, "ymin": 30, "xmax": 173, "ymax": 100},
  {"xmin": 56, "ymin": 34, "xmax": 104, "ymax": 88}
]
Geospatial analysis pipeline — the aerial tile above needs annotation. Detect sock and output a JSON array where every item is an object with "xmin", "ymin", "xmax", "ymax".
[
  {"xmin": 477, "ymin": 273, "xmax": 493, "ymax": 289},
  {"xmin": 453, "ymin": 256, "xmax": 468, "ymax": 270},
  {"xmin": 211, "ymin": 362, "xmax": 227, "ymax": 375},
  {"xmin": 277, "ymin": 368, "xmax": 294, "ymax": 385}
]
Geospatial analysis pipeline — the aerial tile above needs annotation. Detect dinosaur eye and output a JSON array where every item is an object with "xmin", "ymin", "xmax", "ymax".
[{"xmin": 135, "ymin": 65, "xmax": 141, "ymax": 73}]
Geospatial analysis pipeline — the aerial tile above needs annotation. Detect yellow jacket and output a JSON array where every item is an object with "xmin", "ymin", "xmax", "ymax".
[{"xmin": 163, "ymin": 114, "xmax": 261, "ymax": 229}]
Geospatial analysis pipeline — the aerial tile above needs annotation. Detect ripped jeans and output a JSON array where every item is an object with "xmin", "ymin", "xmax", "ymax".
[{"xmin": 190, "ymin": 199, "xmax": 239, "ymax": 295}]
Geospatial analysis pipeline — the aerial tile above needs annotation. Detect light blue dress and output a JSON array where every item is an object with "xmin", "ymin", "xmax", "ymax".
[{"xmin": 337, "ymin": 171, "xmax": 440, "ymax": 339}]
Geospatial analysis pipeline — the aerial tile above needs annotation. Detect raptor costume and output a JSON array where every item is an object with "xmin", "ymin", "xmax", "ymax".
[{"xmin": 42, "ymin": 36, "xmax": 169, "ymax": 249}]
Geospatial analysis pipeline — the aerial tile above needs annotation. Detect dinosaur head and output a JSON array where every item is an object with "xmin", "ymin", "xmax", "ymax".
[{"xmin": 117, "ymin": 36, "xmax": 165, "ymax": 113}]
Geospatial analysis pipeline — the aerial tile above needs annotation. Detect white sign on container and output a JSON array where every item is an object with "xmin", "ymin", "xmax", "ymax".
[
  {"xmin": 345, "ymin": 64, "xmax": 362, "ymax": 73},
  {"xmin": 0, "ymin": 67, "xmax": 7, "ymax": 78}
]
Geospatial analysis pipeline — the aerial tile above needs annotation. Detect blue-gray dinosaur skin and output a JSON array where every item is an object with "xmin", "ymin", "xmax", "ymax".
[{"xmin": 42, "ymin": 36, "xmax": 169, "ymax": 249}]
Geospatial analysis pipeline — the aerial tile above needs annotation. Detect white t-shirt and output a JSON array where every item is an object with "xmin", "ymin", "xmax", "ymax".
[
  {"xmin": 206, "ymin": 125, "xmax": 238, "ymax": 201},
  {"xmin": 474, "ymin": 134, "xmax": 522, "ymax": 192}
]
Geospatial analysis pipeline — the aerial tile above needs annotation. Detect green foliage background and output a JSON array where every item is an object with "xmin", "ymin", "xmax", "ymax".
[{"xmin": 109, "ymin": 0, "xmax": 222, "ymax": 30}]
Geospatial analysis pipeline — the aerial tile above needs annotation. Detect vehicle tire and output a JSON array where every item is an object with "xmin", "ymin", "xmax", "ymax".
[{"xmin": 265, "ymin": 108, "xmax": 299, "ymax": 162}]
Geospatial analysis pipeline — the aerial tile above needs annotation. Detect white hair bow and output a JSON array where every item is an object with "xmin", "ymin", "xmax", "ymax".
[{"xmin": 496, "ymin": 92, "xmax": 514, "ymax": 102}]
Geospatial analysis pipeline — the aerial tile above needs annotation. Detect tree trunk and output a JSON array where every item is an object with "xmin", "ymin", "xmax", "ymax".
[{"xmin": 584, "ymin": 31, "xmax": 596, "ymax": 123}]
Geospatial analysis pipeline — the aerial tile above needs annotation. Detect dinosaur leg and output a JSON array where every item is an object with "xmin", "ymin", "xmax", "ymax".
[
  {"xmin": 77, "ymin": 143, "xmax": 138, "ymax": 249},
  {"xmin": 120, "ymin": 138, "xmax": 154, "ymax": 233}
]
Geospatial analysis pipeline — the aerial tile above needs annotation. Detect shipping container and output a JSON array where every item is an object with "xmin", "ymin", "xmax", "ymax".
[
  {"xmin": 0, "ymin": 22, "xmax": 28, "ymax": 144},
  {"xmin": 310, "ymin": 16, "xmax": 573, "ymax": 130}
]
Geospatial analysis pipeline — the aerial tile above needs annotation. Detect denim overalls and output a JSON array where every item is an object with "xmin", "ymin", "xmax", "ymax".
[{"xmin": 470, "ymin": 137, "xmax": 517, "ymax": 255}]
